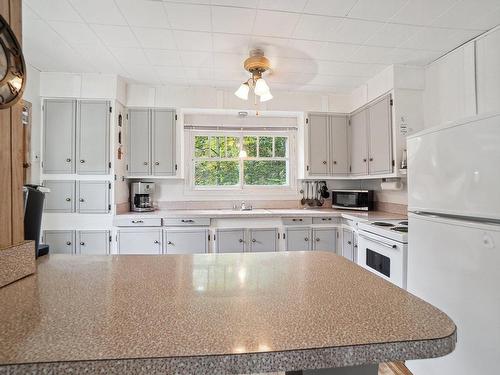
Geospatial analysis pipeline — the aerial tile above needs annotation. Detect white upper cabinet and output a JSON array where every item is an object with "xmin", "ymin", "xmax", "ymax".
[
  {"xmin": 128, "ymin": 108, "xmax": 176, "ymax": 177},
  {"xmin": 476, "ymin": 28, "xmax": 500, "ymax": 115},
  {"xmin": 367, "ymin": 95, "xmax": 393, "ymax": 175},
  {"xmin": 43, "ymin": 99, "xmax": 110, "ymax": 175},
  {"xmin": 330, "ymin": 115, "xmax": 349, "ymax": 175},
  {"xmin": 349, "ymin": 109, "xmax": 369, "ymax": 176}
]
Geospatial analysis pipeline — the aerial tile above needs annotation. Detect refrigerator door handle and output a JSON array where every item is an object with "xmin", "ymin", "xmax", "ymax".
[{"xmin": 410, "ymin": 211, "xmax": 500, "ymax": 225}]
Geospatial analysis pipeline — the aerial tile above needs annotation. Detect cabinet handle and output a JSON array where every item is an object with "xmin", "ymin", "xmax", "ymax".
[
  {"xmin": 154, "ymin": 240, "xmax": 159, "ymax": 244},
  {"xmin": 315, "ymin": 238, "xmax": 320, "ymax": 242},
  {"xmin": 363, "ymin": 158, "xmax": 367, "ymax": 162},
  {"xmin": 167, "ymin": 241, "xmax": 173, "ymax": 245},
  {"xmin": 80, "ymin": 159, "xmax": 85, "ymax": 163},
  {"xmin": 239, "ymin": 239, "xmax": 244, "ymax": 243},
  {"xmin": 79, "ymin": 198, "xmax": 85, "ymax": 202},
  {"xmin": 66, "ymin": 158, "xmax": 71, "ymax": 162},
  {"xmin": 131, "ymin": 220, "xmax": 143, "ymax": 224},
  {"xmin": 292, "ymin": 218, "xmax": 302, "ymax": 222},
  {"xmin": 322, "ymin": 160, "xmax": 327, "ymax": 165},
  {"xmin": 181, "ymin": 219, "xmax": 194, "ymax": 223},
  {"xmin": 66, "ymin": 241, "xmax": 71, "ymax": 246},
  {"xmin": 65, "ymin": 197, "xmax": 71, "ymax": 202},
  {"xmin": 155, "ymin": 162, "xmax": 159, "ymax": 165},
  {"xmin": 304, "ymin": 237, "xmax": 309, "ymax": 242},
  {"xmin": 80, "ymin": 242, "xmax": 85, "ymax": 246},
  {"xmin": 143, "ymin": 162, "xmax": 148, "ymax": 165},
  {"xmin": 347, "ymin": 241, "xmax": 352, "ymax": 245},
  {"xmin": 369, "ymin": 157, "xmax": 373, "ymax": 162},
  {"xmin": 252, "ymin": 239, "xmax": 256, "ymax": 243},
  {"xmin": 333, "ymin": 161, "xmax": 337, "ymax": 165},
  {"xmin": 321, "ymin": 218, "xmax": 331, "ymax": 221}
]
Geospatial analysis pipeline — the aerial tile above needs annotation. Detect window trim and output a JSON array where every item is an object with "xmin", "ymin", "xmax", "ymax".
[{"xmin": 185, "ymin": 129, "xmax": 298, "ymax": 194}]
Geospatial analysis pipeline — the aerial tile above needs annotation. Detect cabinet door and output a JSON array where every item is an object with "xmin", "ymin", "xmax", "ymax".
[
  {"xmin": 342, "ymin": 228, "xmax": 354, "ymax": 261},
  {"xmin": 117, "ymin": 229, "xmax": 162, "ymax": 254},
  {"xmin": 128, "ymin": 108, "xmax": 150, "ymax": 176},
  {"xmin": 285, "ymin": 227, "xmax": 311, "ymax": 251},
  {"xmin": 249, "ymin": 228, "xmax": 277, "ymax": 252},
  {"xmin": 368, "ymin": 95, "xmax": 392, "ymax": 175},
  {"xmin": 308, "ymin": 113, "xmax": 329, "ymax": 176},
  {"xmin": 216, "ymin": 229, "xmax": 245, "ymax": 253},
  {"xmin": 349, "ymin": 109, "xmax": 368, "ymax": 176},
  {"xmin": 43, "ymin": 230, "xmax": 75, "ymax": 254},
  {"xmin": 330, "ymin": 115, "xmax": 349, "ymax": 175},
  {"xmin": 152, "ymin": 109, "xmax": 176, "ymax": 176},
  {"xmin": 77, "ymin": 101, "xmax": 110, "ymax": 175},
  {"xmin": 43, "ymin": 100, "xmax": 76, "ymax": 174},
  {"xmin": 476, "ymin": 28, "xmax": 500, "ymax": 114},
  {"xmin": 78, "ymin": 230, "xmax": 109, "ymax": 255},
  {"xmin": 165, "ymin": 229, "xmax": 208, "ymax": 254},
  {"xmin": 43, "ymin": 180, "xmax": 75, "ymax": 213},
  {"xmin": 312, "ymin": 228, "xmax": 337, "ymax": 252},
  {"xmin": 77, "ymin": 181, "xmax": 110, "ymax": 214}
]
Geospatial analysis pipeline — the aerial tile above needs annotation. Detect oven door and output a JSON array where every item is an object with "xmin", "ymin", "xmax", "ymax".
[{"xmin": 357, "ymin": 230, "xmax": 407, "ymax": 289}]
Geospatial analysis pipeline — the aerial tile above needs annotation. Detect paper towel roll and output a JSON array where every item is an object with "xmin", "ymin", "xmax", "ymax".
[{"xmin": 380, "ymin": 181, "xmax": 403, "ymax": 190}]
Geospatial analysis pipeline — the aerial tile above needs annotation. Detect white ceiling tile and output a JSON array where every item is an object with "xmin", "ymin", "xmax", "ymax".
[
  {"xmin": 249, "ymin": 36, "xmax": 291, "ymax": 57},
  {"xmin": 258, "ymin": 0, "xmax": 308, "ymax": 12},
  {"xmin": 292, "ymin": 14, "xmax": 344, "ymax": 41},
  {"xmin": 287, "ymin": 39, "xmax": 325, "ymax": 59},
  {"xmin": 328, "ymin": 19, "xmax": 385, "ymax": 44},
  {"xmin": 274, "ymin": 57, "xmax": 318, "ymax": 74},
  {"xmin": 390, "ymin": 0, "xmax": 459, "ymax": 26},
  {"xmin": 24, "ymin": 0, "xmax": 83, "ymax": 22},
  {"xmin": 364, "ymin": 23, "xmax": 423, "ymax": 47},
  {"xmin": 347, "ymin": 0, "xmax": 408, "ymax": 22},
  {"xmin": 467, "ymin": 4, "xmax": 500, "ymax": 31},
  {"xmin": 22, "ymin": 3, "xmax": 40, "ymax": 21},
  {"xmin": 319, "ymin": 42, "xmax": 361, "ymax": 61},
  {"xmin": 179, "ymin": 51, "xmax": 213, "ymax": 67},
  {"xmin": 304, "ymin": 0, "xmax": 359, "ymax": 17},
  {"xmin": 400, "ymin": 27, "xmax": 481, "ymax": 51},
  {"xmin": 212, "ymin": 0, "xmax": 258, "ymax": 7},
  {"xmin": 145, "ymin": 49, "xmax": 182, "ymax": 66},
  {"xmin": 155, "ymin": 66, "xmax": 187, "ymax": 84},
  {"xmin": 432, "ymin": 0, "xmax": 500, "ymax": 30},
  {"xmin": 212, "ymin": 6, "xmax": 256, "ymax": 34},
  {"xmin": 253, "ymin": 10, "xmax": 301, "ymax": 37},
  {"xmin": 76, "ymin": 43, "xmax": 127, "ymax": 74},
  {"xmin": 388, "ymin": 48, "xmax": 443, "ymax": 65},
  {"xmin": 163, "ymin": 3, "xmax": 211, "ymax": 31},
  {"xmin": 317, "ymin": 61, "xmax": 386, "ymax": 77},
  {"xmin": 91, "ymin": 24, "xmax": 140, "ymax": 47},
  {"xmin": 213, "ymin": 53, "xmax": 248, "ymax": 69},
  {"xmin": 123, "ymin": 66, "xmax": 160, "ymax": 84},
  {"xmin": 115, "ymin": 0, "xmax": 169, "ymax": 28},
  {"xmin": 70, "ymin": 0, "xmax": 127, "ymax": 25},
  {"xmin": 350, "ymin": 45, "xmax": 399, "ymax": 64},
  {"xmin": 133, "ymin": 28, "xmax": 177, "ymax": 50},
  {"xmin": 184, "ymin": 67, "xmax": 213, "ymax": 81},
  {"xmin": 48, "ymin": 21, "xmax": 100, "ymax": 45},
  {"xmin": 109, "ymin": 47, "xmax": 149, "ymax": 65},
  {"xmin": 213, "ymin": 68, "xmax": 248, "ymax": 81},
  {"xmin": 212, "ymin": 33, "xmax": 251, "ymax": 53},
  {"xmin": 173, "ymin": 30, "xmax": 213, "ymax": 51}
]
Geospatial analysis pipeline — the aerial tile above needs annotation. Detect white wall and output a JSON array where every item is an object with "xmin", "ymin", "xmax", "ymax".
[{"xmin": 23, "ymin": 64, "xmax": 41, "ymax": 184}]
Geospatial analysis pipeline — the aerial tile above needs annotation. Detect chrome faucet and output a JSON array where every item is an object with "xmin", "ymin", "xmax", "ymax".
[{"xmin": 233, "ymin": 201, "xmax": 252, "ymax": 211}]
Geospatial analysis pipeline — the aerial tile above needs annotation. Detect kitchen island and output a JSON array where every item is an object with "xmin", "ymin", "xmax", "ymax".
[{"xmin": 0, "ymin": 252, "xmax": 456, "ymax": 374}]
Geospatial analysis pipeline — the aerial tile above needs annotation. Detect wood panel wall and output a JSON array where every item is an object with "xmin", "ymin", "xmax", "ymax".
[{"xmin": 0, "ymin": 0, "xmax": 23, "ymax": 248}]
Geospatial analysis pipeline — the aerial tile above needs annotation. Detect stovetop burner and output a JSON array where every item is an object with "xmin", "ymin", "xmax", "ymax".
[
  {"xmin": 372, "ymin": 222, "xmax": 395, "ymax": 227},
  {"xmin": 391, "ymin": 226, "xmax": 408, "ymax": 233},
  {"xmin": 399, "ymin": 221, "xmax": 408, "ymax": 226}
]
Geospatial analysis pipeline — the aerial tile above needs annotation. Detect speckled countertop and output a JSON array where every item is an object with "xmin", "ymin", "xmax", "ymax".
[{"xmin": 0, "ymin": 252, "xmax": 455, "ymax": 374}]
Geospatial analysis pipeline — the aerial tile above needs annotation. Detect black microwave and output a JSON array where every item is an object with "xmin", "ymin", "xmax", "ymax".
[{"xmin": 332, "ymin": 190, "xmax": 373, "ymax": 211}]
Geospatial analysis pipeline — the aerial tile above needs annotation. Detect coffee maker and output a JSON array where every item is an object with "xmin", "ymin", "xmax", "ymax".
[{"xmin": 130, "ymin": 182, "xmax": 156, "ymax": 212}]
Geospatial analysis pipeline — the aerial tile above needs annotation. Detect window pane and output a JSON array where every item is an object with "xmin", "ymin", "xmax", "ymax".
[
  {"xmin": 274, "ymin": 137, "xmax": 287, "ymax": 157},
  {"xmin": 226, "ymin": 137, "xmax": 239, "ymax": 158},
  {"xmin": 244, "ymin": 160, "xmax": 287, "ymax": 185},
  {"xmin": 258, "ymin": 137, "xmax": 273, "ymax": 157},
  {"xmin": 210, "ymin": 136, "xmax": 226, "ymax": 158},
  {"xmin": 243, "ymin": 136, "xmax": 257, "ymax": 157},
  {"xmin": 195, "ymin": 161, "xmax": 239, "ymax": 186},
  {"xmin": 194, "ymin": 136, "xmax": 210, "ymax": 158}
]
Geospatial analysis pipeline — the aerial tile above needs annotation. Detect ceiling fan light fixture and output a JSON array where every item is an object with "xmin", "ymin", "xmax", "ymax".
[
  {"xmin": 254, "ymin": 78, "xmax": 270, "ymax": 96},
  {"xmin": 234, "ymin": 82, "xmax": 250, "ymax": 100},
  {"xmin": 260, "ymin": 91, "xmax": 273, "ymax": 102}
]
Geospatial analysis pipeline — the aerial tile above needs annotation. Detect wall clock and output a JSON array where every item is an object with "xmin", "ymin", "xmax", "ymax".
[{"xmin": 0, "ymin": 14, "xmax": 26, "ymax": 109}]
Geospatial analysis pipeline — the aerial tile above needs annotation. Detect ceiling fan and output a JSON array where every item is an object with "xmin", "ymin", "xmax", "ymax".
[{"xmin": 234, "ymin": 49, "xmax": 273, "ymax": 102}]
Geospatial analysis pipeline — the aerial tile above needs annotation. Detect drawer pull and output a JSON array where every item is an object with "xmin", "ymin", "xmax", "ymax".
[
  {"xmin": 315, "ymin": 238, "xmax": 320, "ymax": 242},
  {"xmin": 131, "ymin": 220, "xmax": 144, "ymax": 224},
  {"xmin": 292, "ymin": 218, "xmax": 303, "ymax": 222},
  {"xmin": 167, "ymin": 241, "xmax": 173, "ymax": 245},
  {"xmin": 322, "ymin": 160, "xmax": 327, "ymax": 165},
  {"xmin": 143, "ymin": 161, "xmax": 148, "ymax": 165},
  {"xmin": 181, "ymin": 219, "xmax": 195, "ymax": 223},
  {"xmin": 239, "ymin": 239, "xmax": 244, "ymax": 243},
  {"xmin": 304, "ymin": 237, "xmax": 309, "ymax": 242},
  {"xmin": 66, "ymin": 158, "xmax": 71, "ymax": 162},
  {"xmin": 321, "ymin": 218, "xmax": 331, "ymax": 221},
  {"xmin": 252, "ymin": 239, "xmax": 257, "ymax": 243},
  {"xmin": 155, "ymin": 162, "xmax": 159, "ymax": 165},
  {"xmin": 79, "ymin": 198, "xmax": 85, "ymax": 202},
  {"xmin": 347, "ymin": 241, "xmax": 352, "ymax": 245},
  {"xmin": 80, "ymin": 242, "xmax": 85, "ymax": 246},
  {"xmin": 154, "ymin": 240, "xmax": 160, "ymax": 244},
  {"xmin": 66, "ymin": 241, "xmax": 71, "ymax": 246},
  {"xmin": 80, "ymin": 159, "xmax": 85, "ymax": 163},
  {"xmin": 65, "ymin": 197, "xmax": 71, "ymax": 202}
]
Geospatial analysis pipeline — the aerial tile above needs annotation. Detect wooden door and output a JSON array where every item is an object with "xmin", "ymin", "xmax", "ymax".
[
  {"xmin": 249, "ymin": 228, "xmax": 277, "ymax": 252},
  {"xmin": 349, "ymin": 109, "xmax": 368, "ymax": 176},
  {"xmin": 216, "ymin": 228, "xmax": 245, "ymax": 253},
  {"xmin": 117, "ymin": 229, "xmax": 162, "ymax": 255},
  {"xmin": 308, "ymin": 113, "xmax": 330, "ymax": 176},
  {"xmin": 128, "ymin": 108, "xmax": 150, "ymax": 176},
  {"xmin": 342, "ymin": 228, "xmax": 354, "ymax": 261},
  {"xmin": 152, "ymin": 109, "xmax": 176, "ymax": 176},
  {"xmin": 22, "ymin": 100, "xmax": 32, "ymax": 184},
  {"xmin": 330, "ymin": 114, "xmax": 349, "ymax": 175},
  {"xmin": 368, "ymin": 95, "xmax": 392, "ymax": 175},
  {"xmin": 78, "ymin": 230, "xmax": 110, "ymax": 255},
  {"xmin": 77, "ymin": 181, "xmax": 110, "ymax": 214},
  {"xmin": 312, "ymin": 228, "xmax": 337, "ymax": 252},
  {"xmin": 285, "ymin": 227, "xmax": 311, "ymax": 251},
  {"xmin": 165, "ymin": 229, "xmax": 208, "ymax": 254},
  {"xmin": 43, "ymin": 231, "xmax": 75, "ymax": 254},
  {"xmin": 43, "ymin": 180, "xmax": 75, "ymax": 213}
]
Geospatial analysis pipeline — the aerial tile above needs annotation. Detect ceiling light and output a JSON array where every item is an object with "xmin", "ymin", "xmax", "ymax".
[
  {"xmin": 234, "ymin": 49, "xmax": 272, "ymax": 102},
  {"xmin": 260, "ymin": 91, "xmax": 273, "ymax": 102},
  {"xmin": 234, "ymin": 82, "xmax": 249, "ymax": 100}
]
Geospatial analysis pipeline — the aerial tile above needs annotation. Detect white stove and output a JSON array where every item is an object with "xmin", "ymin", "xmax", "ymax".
[{"xmin": 357, "ymin": 219, "xmax": 409, "ymax": 289}]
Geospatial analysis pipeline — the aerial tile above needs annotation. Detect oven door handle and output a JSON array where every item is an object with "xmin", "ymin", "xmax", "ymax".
[{"xmin": 359, "ymin": 234, "xmax": 398, "ymax": 249}]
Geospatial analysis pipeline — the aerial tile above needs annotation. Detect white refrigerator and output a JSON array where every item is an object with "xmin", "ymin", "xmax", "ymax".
[{"xmin": 406, "ymin": 113, "xmax": 500, "ymax": 374}]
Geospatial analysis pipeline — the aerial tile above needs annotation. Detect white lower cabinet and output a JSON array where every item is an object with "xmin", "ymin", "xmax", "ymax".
[
  {"xmin": 216, "ymin": 228, "xmax": 245, "ymax": 253},
  {"xmin": 285, "ymin": 227, "xmax": 311, "ymax": 251},
  {"xmin": 117, "ymin": 229, "xmax": 162, "ymax": 255},
  {"xmin": 164, "ymin": 229, "xmax": 208, "ymax": 254},
  {"xmin": 43, "ymin": 230, "xmax": 75, "ymax": 254},
  {"xmin": 249, "ymin": 228, "xmax": 278, "ymax": 252},
  {"xmin": 312, "ymin": 228, "xmax": 337, "ymax": 252},
  {"xmin": 342, "ymin": 228, "xmax": 354, "ymax": 260},
  {"xmin": 77, "ymin": 230, "xmax": 110, "ymax": 255}
]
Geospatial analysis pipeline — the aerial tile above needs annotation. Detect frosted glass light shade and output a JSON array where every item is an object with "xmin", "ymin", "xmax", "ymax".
[
  {"xmin": 234, "ymin": 83, "xmax": 249, "ymax": 100},
  {"xmin": 260, "ymin": 91, "xmax": 273, "ymax": 102},
  {"xmin": 254, "ymin": 78, "xmax": 270, "ymax": 96}
]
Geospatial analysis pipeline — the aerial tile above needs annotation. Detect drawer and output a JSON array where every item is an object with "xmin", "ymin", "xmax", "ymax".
[
  {"xmin": 163, "ymin": 217, "xmax": 210, "ymax": 227},
  {"xmin": 113, "ymin": 217, "xmax": 162, "ymax": 227},
  {"xmin": 312, "ymin": 217, "xmax": 340, "ymax": 224},
  {"xmin": 282, "ymin": 217, "xmax": 313, "ymax": 226}
]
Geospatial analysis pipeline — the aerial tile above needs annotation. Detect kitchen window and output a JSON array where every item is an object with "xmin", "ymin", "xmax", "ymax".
[{"xmin": 189, "ymin": 131, "xmax": 293, "ymax": 191}]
